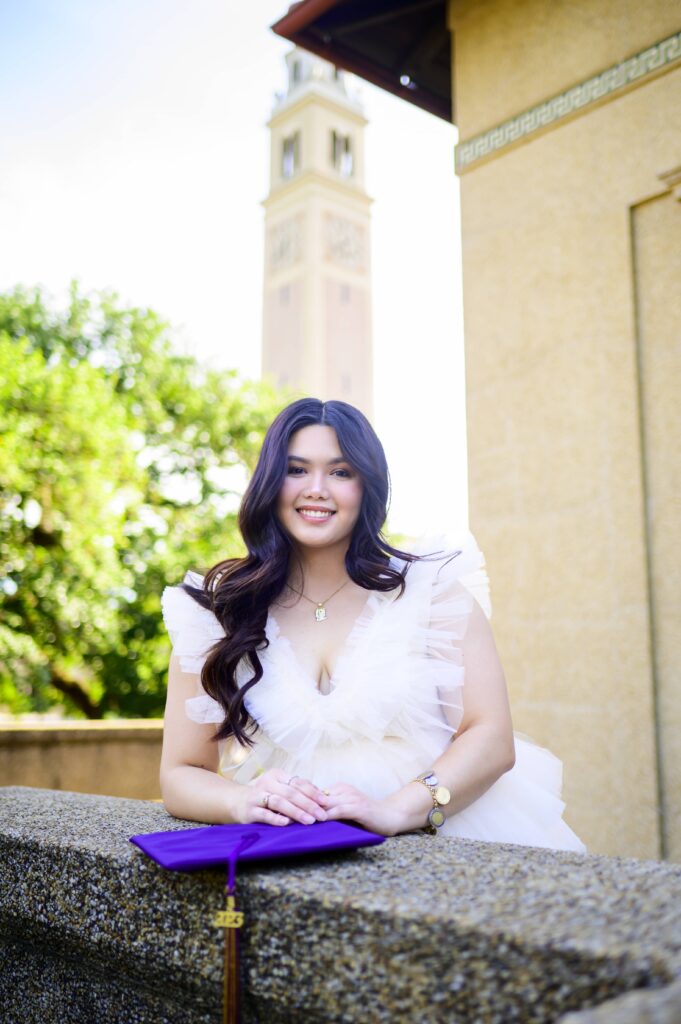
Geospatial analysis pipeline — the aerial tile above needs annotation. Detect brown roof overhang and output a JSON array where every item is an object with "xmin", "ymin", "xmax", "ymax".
[{"xmin": 271, "ymin": 0, "xmax": 452, "ymax": 123}]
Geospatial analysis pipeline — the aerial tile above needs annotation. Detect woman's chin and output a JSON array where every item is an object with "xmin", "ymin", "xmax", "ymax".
[{"xmin": 287, "ymin": 522, "xmax": 351, "ymax": 548}]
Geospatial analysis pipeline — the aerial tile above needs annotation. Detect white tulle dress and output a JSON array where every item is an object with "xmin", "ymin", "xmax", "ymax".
[{"xmin": 161, "ymin": 533, "xmax": 586, "ymax": 853}]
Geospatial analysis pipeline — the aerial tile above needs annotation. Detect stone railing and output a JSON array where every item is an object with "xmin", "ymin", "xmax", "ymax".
[
  {"xmin": 0, "ymin": 721, "xmax": 163, "ymax": 799},
  {"xmin": 2, "ymin": 786, "xmax": 680, "ymax": 1023}
]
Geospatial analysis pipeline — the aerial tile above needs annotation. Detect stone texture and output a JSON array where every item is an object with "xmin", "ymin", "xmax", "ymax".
[
  {"xmin": 2, "ymin": 787, "xmax": 681, "ymax": 1023},
  {"xmin": 560, "ymin": 978, "xmax": 681, "ymax": 1023}
]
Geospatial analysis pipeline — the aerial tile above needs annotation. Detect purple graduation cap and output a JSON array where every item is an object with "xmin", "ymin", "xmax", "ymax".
[{"xmin": 130, "ymin": 820, "xmax": 385, "ymax": 1023}]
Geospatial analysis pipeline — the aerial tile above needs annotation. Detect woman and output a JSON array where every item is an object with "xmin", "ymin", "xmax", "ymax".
[{"xmin": 160, "ymin": 398, "xmax": 585, "ymax": 851}]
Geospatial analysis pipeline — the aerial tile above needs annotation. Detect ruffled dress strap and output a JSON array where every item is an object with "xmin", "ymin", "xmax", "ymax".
[
  {"xmin": 403, "ymin": 530, "xmax": 489, "ymax": 703},
  {"xmin": 407, "ymin": 529, "xmax": 491, "ymax": 617},
  {"xmin": 161, "ymin": 571, "xmax": 225, "ymax": 725}
]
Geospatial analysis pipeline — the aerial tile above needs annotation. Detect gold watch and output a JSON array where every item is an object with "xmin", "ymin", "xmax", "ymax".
[{"xmin": 413, "ymin": 770, "xmax": 451, "ymax": 834}]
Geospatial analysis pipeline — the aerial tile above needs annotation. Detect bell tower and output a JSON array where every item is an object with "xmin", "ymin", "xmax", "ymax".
[{"xmin": 261, "ymin": 48, "xmax": 374, "ymax": 419}]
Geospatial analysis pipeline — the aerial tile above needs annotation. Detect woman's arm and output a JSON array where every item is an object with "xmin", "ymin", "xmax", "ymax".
[
  {"xmin": 160, "ymin": 655, "xmax": 328, "ymax": 826},
  {"xmin": 322, "ymin": 600, "xmax": 516, "ymax": 835}
]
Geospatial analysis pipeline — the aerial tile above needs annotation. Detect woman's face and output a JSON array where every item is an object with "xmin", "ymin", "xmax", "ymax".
[{"xmin": 276, "ymin": 424, "xmax": 363, "ymax": 551}]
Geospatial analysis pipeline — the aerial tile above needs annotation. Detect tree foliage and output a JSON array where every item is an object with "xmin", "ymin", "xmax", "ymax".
[{"xmin": 0, "ymin": 284, "xmax": 284, "ymax": 718}]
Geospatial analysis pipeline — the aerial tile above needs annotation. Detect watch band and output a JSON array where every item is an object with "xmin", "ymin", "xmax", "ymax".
[{"xmin": 413, "ymin": 770, "xmax": 451, "ymax": 835}]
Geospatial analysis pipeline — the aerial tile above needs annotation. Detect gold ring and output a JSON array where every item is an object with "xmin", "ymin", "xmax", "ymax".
[
  {"xmin": 323, "ymin": 789, "xmax": 330, "ymax": 796},
  {"xmin": 261, "ymin": 792, "xmax": 271, "ymax": 809}
]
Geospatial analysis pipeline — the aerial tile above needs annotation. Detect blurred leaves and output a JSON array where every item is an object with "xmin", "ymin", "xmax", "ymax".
[{"xmin": 0, "ymin": 284, "xmax": 284, "ymax": 718}]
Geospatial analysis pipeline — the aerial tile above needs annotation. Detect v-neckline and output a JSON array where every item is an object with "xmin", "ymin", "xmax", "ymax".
[{"xmin": 266, "ymin": 587, "xmax": 388, "ymax": 696}]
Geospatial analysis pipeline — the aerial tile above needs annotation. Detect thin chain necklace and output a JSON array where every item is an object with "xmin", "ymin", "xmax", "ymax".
[{"xmin": 286, "ymin": 578, "xmax": 350, "ymax": 622}]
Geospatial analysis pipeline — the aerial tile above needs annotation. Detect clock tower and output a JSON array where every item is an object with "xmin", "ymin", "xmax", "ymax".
[{"xmin": 261, "ymin": 48, "xmax": 374, "ymax": 419}]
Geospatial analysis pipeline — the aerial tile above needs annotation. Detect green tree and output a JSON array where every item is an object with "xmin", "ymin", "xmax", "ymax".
[{"xmin": 0, "ymin": 285, "xmax": 284, "ymax": 719}]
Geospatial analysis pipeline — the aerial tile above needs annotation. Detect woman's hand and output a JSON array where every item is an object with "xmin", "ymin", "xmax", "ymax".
[
  {"xmin": 321, "ymin": 783, "xmax": 408, "ymax": 837},
  {"xmin": 236, "ymin": 768, "xmax": 329, "ymax": 827}
]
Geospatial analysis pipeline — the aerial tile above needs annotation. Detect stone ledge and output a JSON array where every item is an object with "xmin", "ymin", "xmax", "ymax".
[
  {"xmin": 0, "ymin": 721, "xmax": 164, "ymax": 743},
  {"xmin": 1, "ymin": 786, "xmax": 680, "ymax": 1023},
  {"xmin": 561, "ymin": 977, "xmax": 681, "ymax": 1024}
]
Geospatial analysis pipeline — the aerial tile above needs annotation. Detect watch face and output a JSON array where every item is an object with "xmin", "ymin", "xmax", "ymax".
[{"xmin": 428, "ymin": 808, "xmax": 445, "ymax": 828}]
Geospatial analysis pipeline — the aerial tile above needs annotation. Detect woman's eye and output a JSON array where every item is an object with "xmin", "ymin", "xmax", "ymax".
[{"xmin": 287, "ymin": 465, "xmax": 352, "ymax": 477}]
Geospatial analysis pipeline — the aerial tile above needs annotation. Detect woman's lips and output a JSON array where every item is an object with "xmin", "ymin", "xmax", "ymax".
[{"xmin": 296, "ymin": 509, "xmax": 336, "ymax": 524}]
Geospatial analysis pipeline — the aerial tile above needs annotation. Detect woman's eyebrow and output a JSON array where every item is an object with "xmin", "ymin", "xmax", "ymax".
[{"xmin": 287, "ymin": 455, "xmax": 348, "ymax": 465}]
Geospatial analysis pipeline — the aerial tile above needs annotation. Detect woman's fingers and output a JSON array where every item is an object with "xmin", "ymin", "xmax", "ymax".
[
  {"xmin": 289, "ymin": 776, "xmax": 322, "ymax": 798},
  {"xmin": 270, "ymin": 774, "xmax": 327, "ymax": 819},
  {"xmin": 285, "ymin": 783, "xmax": 327, "ymax": 819},
  {"xmin": 269, "ymin": 791, "xmax": 318, "ymax": 824},
  {"xmin": 254, "ymin": 771, "xmax": 329, "ymax": 823},
  {"xmin": 286, "ymin": 775, "xmax": 328, "ymax": 806},
  {"xmin": 250, "ymin": 775, "xmax": 374, "ymax": 828},
  {"xmin": 255, "ymin": 805, "xmax": 292, "ymax": 826},
  {"xmin": 323, "ymin": 789, "xmax": 367, "ymax": 825}
]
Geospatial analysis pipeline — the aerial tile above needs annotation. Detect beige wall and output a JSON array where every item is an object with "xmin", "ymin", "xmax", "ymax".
[
  {"xmin": 0, "ymin": 722, "xmax": 163, "ymax": 800},
  {"xmin": 448, "ymin": 0, "xmax": 681, "ymax": 858}
]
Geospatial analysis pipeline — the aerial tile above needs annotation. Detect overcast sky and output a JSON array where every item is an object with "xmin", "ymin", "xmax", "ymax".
[{"xmin": 0, "ymin": 0, "xmax": 468, "ymax": 538}]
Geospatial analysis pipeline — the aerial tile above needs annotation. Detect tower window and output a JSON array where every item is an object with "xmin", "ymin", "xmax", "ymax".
[
  {"xmin": 282, "ymin": 132, "xmax": 300, "ymax": 179},
  {"xmin": 331, "ymin": 130, "xmax": 353, "ymax": 177}
]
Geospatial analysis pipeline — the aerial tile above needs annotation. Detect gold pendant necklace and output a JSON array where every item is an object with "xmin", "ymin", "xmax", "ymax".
[{"xmin": 287, "ymin": 579, "xmax": 350, "ymax": 621}]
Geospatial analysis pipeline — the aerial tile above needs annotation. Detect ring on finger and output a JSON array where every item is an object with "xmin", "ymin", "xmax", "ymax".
[
  {"xmin": 261, "ymin": 792, "xmax": 271, "ymax": 809},
  {"xmin": 288, "ymin": 775, "xmax": 299, "ymax": 786}
]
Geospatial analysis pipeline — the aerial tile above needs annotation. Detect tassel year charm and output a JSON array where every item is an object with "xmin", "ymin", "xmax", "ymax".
[{"xmin": 213, "ymin": 895, "xmax": 244, "ymax": 929}]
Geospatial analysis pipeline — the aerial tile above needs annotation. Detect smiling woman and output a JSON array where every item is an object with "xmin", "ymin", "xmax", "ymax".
[{"xmin": 159, "ymin": 397, "xmax": 585, "ymax": 851}]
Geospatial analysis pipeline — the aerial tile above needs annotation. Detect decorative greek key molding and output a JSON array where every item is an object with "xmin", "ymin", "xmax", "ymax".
[{"xmin": 456, "ymin": 30, "xmax": 681, "ymax": 173}]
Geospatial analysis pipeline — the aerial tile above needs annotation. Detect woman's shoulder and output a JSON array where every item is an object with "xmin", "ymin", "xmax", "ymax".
[
  {"xmin": 161, "ymin": 570, "xmax": 225, "ymax": 674},
  {"xmin": 393, "ymin": 529, "xmax": 491, "ymax": 619},
  {"xmin": 161, "ymin": 570, "xmax": 209, "ymax": 631}
]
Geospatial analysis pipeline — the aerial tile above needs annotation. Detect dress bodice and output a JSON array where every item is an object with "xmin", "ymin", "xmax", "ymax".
[
  {"xmin": 160, "ymin": 533, "xmax": 587, "ymax": 853},
  {"xmin": 161, "ymin": 532, "xmax": 490, "ymax": 763}
]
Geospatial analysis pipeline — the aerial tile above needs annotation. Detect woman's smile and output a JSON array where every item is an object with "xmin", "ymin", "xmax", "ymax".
[
  {"xmin": 276, "ymin": 424, "xmax": 363, "ymax": 547},
  {"xmin": 296, "ymin": 506, "xmax": 336, "ymax": 524}
]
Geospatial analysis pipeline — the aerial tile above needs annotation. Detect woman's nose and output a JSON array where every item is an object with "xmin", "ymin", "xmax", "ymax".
[{"xmin": 303, "ymin": 473, "xmax": 328, "ymax": 498}]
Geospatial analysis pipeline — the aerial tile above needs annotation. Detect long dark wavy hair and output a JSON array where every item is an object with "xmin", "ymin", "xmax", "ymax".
[{"xmin": 183, "ymin": 397, "xmax": 426, "ymax": 747}]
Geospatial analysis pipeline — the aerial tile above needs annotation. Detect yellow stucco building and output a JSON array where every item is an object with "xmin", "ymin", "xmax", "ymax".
[{"xmin": 274, "ymin": 0, "xmax": 681, "ymax": 860}]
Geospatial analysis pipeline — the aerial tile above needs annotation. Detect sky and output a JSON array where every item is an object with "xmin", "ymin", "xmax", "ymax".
[{"xmin": 0, "ymin": 0, "xmax": 468, "ymax": 538}]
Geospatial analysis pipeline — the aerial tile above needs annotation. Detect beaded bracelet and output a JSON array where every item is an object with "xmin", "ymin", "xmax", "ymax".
[{"xmin": 413, "ymin": 770, "xmax": 451, "ymax": 835}]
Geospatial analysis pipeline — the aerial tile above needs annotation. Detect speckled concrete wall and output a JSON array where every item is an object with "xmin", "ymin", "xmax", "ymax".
[
  {"xmin": 447, "ymin": 0, "xmax": 681, "ymax": 859},
  {"xmin": 2, "ymin": 787, "xmax": 681, "ymax": 1023}
]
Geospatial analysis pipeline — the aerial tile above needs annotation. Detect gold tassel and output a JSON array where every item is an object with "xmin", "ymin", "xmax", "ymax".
[
  {"xmin": 223, "ymin": 924, "xmax": 239, "ymax": 1024},
  {"xmin": 213, "ymin": 894, "xmax": 243, "ymax": 1024}
]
